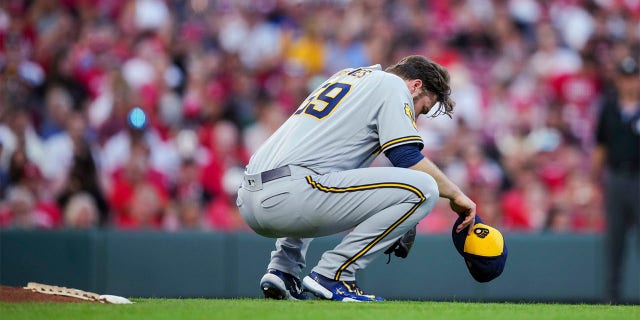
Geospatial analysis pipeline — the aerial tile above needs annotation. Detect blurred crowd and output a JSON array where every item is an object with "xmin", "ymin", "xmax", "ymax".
[{"xmin": 0, "ymin": 0, "xmax": 638, "ymax": 233}]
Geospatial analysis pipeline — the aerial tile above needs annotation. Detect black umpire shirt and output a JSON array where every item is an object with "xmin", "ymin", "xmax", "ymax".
[{"xmin": 595, "ymin": 96, "xmax": 640, "ymax": 175}]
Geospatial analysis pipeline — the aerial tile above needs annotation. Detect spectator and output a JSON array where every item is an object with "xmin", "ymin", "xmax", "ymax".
[
  {"xmin": 217, "ymin": 5, "xmax": 283, "ymax": 72},
  {"xmin": 56, "ymin": 138, "xmax": 110, "ymax": 227},
  {"xmin": 1, "ymin": 186, "xmax": 40, "ymax": 229},
  {"xmin": 321, "ymin": 6, "xmax": 370, "ymax": 74},
  {"xmin": 242, "ymin": 95, "xmax": 286, "ymax": 155},
  {"xmin": 198, "ymin": 120, "xmax": 249, "ymax": 232},
  {"xmin": 62, "ymin": 192, "xmax": 100, "ymax": 229},
  {"xmin": 528, "ymin": 21, "xmax": 582, "ymax": 80},
  {"xmin": 500, "ymin": 161, "xmax": 548, "ymax": 232},
  {"xmin": 100, "ymin": 108, "xmax": 180, "ymax": 184},
  {"xmin": 164, "ymin": 157, "xmax": 208, "ymax": 231},
  {"xmin": 107, "ymin": 134, "xmax": 169, "ymax": 230},
  {"xmin": 39, "ymin": 85, "xmax": 74, "ymax": 140},
  {"xmin": 2, "ymin": 149, "xmax": 61, "ymax": 229},
  {"xmin": 44, "ymin": 47, "xmax": 89, "ymax": 112},
  {"xmin": 544, "ymin": 204, "xmax": 572, "ymax": 233},
  {"xmin": 41, "ymin": 111, "xmax": 88, "ymax": 194},
  {"xmin": 282, "ymin": 17, "xmax": 326, "ymax": 77},
  {"xmin": 176, "ymin": 199, "xmax": 206, "ymax": 231},
  {"xmin": 0, "ymin": 108, "xmax": 46, "ymax": 178}
]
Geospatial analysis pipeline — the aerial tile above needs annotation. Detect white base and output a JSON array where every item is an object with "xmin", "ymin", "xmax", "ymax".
[{"xmin": 99, "ymin": 295, "xmax": 133, "ymax": 304}]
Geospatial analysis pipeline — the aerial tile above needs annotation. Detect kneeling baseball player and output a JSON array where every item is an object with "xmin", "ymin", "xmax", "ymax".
[{"xmin": 237, "ymin": 55, "xmax": 479, "ymax": 301}]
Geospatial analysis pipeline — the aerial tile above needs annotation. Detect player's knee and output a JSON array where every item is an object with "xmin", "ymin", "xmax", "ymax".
[
  {"xmin": 412, "ymin": 171, "xmax": 438, "ymax": 196},
  {"xmin": 414, "ymin": 172, "xmax": 439, "ymax": 210}
]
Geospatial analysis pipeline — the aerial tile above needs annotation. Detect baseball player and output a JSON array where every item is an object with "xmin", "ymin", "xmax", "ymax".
[{"xmin": 237, "ymin": 55, "xmax": 477, "ymax": 301}]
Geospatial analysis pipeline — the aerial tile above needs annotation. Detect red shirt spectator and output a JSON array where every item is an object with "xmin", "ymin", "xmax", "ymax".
[{"xmin": 107, "ymin": 140, "xmax": 169, "ymax": 229}]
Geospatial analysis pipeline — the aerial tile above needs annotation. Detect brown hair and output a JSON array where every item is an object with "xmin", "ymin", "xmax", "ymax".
[{"xmin": 385, "ymin": 55, "xmax": 455, "ymax": 118}]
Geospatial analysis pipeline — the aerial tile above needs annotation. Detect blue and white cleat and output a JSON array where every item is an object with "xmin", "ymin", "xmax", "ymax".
[
  {"xmin": 260, "ymin": 269, "xmax": 309, "ymax": 300},
  {"xmin": 302, "ymin": 271, "xmax": 384, "ymax": 302}
]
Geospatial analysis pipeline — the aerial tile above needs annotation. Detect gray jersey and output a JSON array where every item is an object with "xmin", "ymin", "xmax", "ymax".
[{"xmin": 246, "ymin": 65, "xmax": 424, "ymax": 175}]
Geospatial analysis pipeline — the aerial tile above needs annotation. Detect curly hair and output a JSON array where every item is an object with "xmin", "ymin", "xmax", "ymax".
[{"xmin": 385, "ymin": 55, "xmax": 455, "ymax": 118}]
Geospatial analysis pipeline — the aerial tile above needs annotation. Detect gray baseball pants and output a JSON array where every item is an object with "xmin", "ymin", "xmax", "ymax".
[{"xmin": 237, "ymin": 165, "xmax": 438, "ymax": 281}]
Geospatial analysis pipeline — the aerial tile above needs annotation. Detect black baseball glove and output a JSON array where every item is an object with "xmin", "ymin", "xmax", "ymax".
[{"xmin": 384, "ymin": 225, "xmax": 416, "ymax": 262}]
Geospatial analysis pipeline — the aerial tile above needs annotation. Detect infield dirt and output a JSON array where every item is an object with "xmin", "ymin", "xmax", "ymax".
[{"xmin": 0, "ymin": 285, "xmax": 96, "ymax": 303}]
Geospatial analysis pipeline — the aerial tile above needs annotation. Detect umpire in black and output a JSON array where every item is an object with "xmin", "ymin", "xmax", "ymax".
[{"xmin": 593, "ymin": 56, "xmax": 640, "ymax": 304}]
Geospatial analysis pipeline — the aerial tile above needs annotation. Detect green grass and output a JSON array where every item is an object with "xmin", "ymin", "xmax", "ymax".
[{"xmin": 1, "ymin": 299, "xmax": 638, "ymax": 320}]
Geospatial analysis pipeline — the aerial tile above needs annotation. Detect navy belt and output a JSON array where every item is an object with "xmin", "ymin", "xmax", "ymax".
[{"xmin": 261, "ymin": 166, "xmax": 291, "ymax": 183}]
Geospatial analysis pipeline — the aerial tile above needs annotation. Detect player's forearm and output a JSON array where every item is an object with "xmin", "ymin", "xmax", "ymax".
[{"xmin": 409, "ymin": 157, "xmax": 464, "ymax": 200}]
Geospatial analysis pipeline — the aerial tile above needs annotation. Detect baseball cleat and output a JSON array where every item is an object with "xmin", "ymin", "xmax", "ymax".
[
  {"xmin": 260, "ymin": 269, "xmax": 309, "ymax": 300},
  {"xmin": 302, "ymin": 271, "xmax": 384, "ymax": 302}
]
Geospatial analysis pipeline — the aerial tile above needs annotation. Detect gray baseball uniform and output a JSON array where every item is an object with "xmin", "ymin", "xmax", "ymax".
[{"xmin": 237, "ymin": 65, "xmax": 439, "ymax": 281}]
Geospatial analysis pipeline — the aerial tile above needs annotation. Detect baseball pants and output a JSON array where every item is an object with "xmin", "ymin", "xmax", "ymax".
[
  {"xmin": 603, "ymin": 170, "xmax": 640, "ymax": 301},
  {"xmin": 237, "ymin": 165, "xmax": 439, "ymax": 281}
]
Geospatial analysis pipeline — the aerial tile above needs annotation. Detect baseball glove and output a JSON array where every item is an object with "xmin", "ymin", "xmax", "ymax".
[{"xmin": 384, "ymin": 225, "xmax": 416, "ymax": 262}]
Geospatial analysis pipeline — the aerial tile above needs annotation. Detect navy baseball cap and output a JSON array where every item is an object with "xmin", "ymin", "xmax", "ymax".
[{"xmin": 451, "ymin": 215, "xmax": 507, "ymax": 283}]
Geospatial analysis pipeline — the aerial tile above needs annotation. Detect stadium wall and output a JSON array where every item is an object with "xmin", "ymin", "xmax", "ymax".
[{"xmin": 0, "ymin": 230, "xmax": 637, "ymax": 303}]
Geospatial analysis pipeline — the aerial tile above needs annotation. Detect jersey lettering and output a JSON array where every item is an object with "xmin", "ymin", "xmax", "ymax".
[{"xmin": 346, "ymin": 68, "xmax": 373, "ymax": 78}]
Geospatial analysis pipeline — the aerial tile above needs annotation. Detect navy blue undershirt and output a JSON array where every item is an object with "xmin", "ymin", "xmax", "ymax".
[{"xmin": 384, "ymin": 143, "xmax": 424, "ymax": 168}]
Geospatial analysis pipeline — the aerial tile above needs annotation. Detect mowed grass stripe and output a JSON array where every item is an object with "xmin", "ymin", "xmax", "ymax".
[{"xmin": 1, "ymin": 299, "xmax": 638, "ymax": 320}]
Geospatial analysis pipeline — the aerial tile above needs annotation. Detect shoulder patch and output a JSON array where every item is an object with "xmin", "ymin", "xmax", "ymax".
[{"xmin": 404, "ymin": 103, "xmax": 417, "ymax": 129}]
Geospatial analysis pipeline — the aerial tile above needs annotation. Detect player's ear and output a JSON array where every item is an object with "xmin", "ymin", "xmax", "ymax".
[{"xmin": 406, "ymin": 79, "xmax": 422, "ymax": 95}]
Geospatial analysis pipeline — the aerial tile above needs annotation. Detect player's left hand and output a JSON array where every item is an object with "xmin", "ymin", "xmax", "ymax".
[
  {"xmin": 383, "ymin": 225, "xmax": 416, "ymax": 259},
  {"xmin": 449, "ymin": 194, "xmax": 476, "ymax": 234}
]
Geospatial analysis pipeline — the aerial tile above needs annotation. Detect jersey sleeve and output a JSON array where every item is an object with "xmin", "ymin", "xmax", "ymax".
[{"xmin": 376, "ymin": 74, "xmax": 424, "ymax": 154}]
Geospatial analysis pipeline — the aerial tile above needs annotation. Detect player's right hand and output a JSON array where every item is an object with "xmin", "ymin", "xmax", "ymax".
[{"xmin": 449, "ymin": 194, "xmax": 476, "ymax": 234}]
